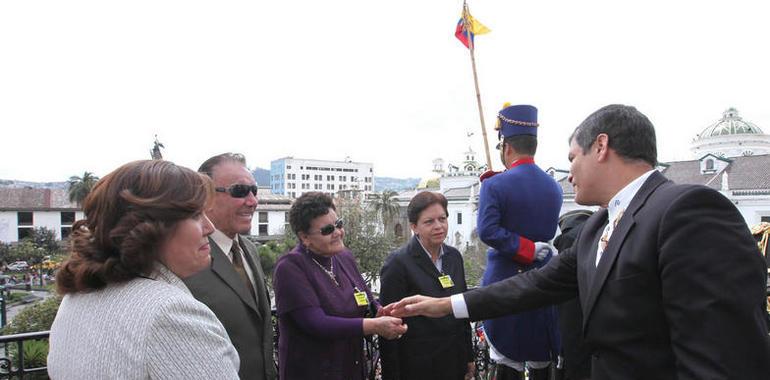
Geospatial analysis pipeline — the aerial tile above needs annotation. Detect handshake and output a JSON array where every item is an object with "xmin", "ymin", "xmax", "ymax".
[
  {"xmin": 365, "ymin": 307, "xmax": 408, "ymax": 340},
  {"xmin": 380, "ymin": 242, "xmax": 556, "ymax": 321}
]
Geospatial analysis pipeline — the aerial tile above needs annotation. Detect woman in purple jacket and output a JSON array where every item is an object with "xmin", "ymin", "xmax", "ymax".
[{"xmin": 273, "ymin": 192, "xmax": 407, "ymax": 380}]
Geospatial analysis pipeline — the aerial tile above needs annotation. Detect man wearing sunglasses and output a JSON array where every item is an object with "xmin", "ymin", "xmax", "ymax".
[{"xmin": 184, "ymin": 153, "xmax": 276, "ymax": 380}]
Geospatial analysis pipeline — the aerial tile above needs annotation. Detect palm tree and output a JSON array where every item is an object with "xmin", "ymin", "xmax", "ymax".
[
  {"xmin": 369, "ymin": 190, "xmax": 400, "ymax": 235},
  {"xmin": 67, "ymin": 171, "xmax": 99, "ymax": 206}
]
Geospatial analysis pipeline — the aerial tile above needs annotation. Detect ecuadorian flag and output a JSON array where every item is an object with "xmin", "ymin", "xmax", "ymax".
[{"xmin": 454, "ymin": 11, "xmax": 490, "ymax": 49}]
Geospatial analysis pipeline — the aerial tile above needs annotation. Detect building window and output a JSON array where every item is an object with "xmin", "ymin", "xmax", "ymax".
[
  {"xmin": 258, "ymin": 225, "xmax": 268, "ymax": 236},
  {"xmin": 705, "ymin": 159, "xmax": 714, "ymax": 171},
  {"xmin": 17, "ymin": 212, "xmax": 34, "ymax": 240},
  {"xmin": 314, "ymin": 175, "xmax": 322, "ymax": 181},
  {"xmin": 287, "ymin": 165, "xmax": 292, "ymax": 169},
  {"xmin": 302, "ymin": 174, "xmax": 310, "ymax": 180},
  {"xmin": 762, "ymin": 216, "xmax": 770, "ymax": 223},
  {"xmin": 61, "ymin": 211, "xmax": 76, "ymax": 239},
  {"xmin": 340, "ymin": 176, "xmax": 346, "ymax": 182},
  {"xmin": 327, "ymin": 175, "xmax": 335, "ymax": 181},
  {"xmin": 17, "ymin": 212, "xmax": 33, "ymax": 226},
  {"xmin": 457, "ymin": 212, "xmax": 463, "ymax": 225},
  {"xmin": 61, "ymin": 212, "xmax": 76, "ymax": 225},
  {"xmin": 18, "ymin": 228, "xmax": 33, "ymax": 240},
  {"xmin": 315, "ymin": 184, "xmax": 322, "ymax": 190},
  {"xmin": 394, "ymin": 223, "xmax": 403, "ymax": 238}
]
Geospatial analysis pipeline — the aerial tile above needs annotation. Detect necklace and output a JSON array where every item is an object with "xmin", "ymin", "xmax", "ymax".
[{"xmin": 311, "ymin": 257, "xmax": 340, "ymax": 287}]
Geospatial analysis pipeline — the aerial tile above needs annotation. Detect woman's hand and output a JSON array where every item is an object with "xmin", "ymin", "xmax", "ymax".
[{"xmin": 363, "ymin": 316, "xmax": 408, "ymax": 340}]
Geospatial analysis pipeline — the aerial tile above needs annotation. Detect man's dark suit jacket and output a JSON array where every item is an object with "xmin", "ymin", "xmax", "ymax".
[
  {"xmin": 184, "ymin": 236, "xmax": 277, "ymax": 380},
  {"xmin": 379, "ymin": 236, "xmax": 473, "ymax": 380},
  {"xmin": 463, "ymin": 171, "xmax": 770, "ymax": 379}
]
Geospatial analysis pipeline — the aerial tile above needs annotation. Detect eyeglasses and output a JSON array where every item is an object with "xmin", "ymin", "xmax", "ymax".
[
  {"xmin": 495, "ymin": 141, "xmax": 504, "ymax": 150},
  {"xmin": 313, "ymin": 219, "xmax": 344, "ymax": 236},
  {"xmin": 215, "ymin": 184, "xmax": 258, "ymax": 198}
]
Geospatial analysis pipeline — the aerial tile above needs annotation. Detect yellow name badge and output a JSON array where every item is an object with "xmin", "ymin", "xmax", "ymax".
[
  {"xmin": 438, "ymin": 274, "xmax": 454, "ymax": 289},
  {"xmin": 354, "ymin": 290, "xmax": 369, "ymax": 307}
]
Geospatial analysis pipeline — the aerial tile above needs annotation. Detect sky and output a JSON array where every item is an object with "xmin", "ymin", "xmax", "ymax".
[{"xmin": 1, "ymin": 0, "xmax": 769, "ymax": 182}]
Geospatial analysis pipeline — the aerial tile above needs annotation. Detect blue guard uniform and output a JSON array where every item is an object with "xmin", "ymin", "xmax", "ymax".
[{"xmin": 478, "ymin": 104, "xmax": 563, "ymax": 372}]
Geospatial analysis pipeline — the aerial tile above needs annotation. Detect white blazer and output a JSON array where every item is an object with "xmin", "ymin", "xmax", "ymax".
[{"xmin": 48, "ymin": 263, "xmax": 239, "ymax": 379}]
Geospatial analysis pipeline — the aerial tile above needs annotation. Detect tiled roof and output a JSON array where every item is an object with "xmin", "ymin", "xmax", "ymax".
[{"xmin": 0, "ymin": 188, "xmax": 79, "ymax": 210}]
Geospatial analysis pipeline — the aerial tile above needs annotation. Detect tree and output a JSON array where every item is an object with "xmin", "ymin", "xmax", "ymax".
[
  {"xmin": 338, "ymin": 198, "xmax": 399, "ymax": 286},
  {"xmin": 0, "ymin": 242, "xmax": 10, "ymax": 265},
  {"xmin": 67, "ymin": 171, "xmax": 99, "ymax": 206},
  {"xmin": 368, "ymin": 190, "xmax": 400, "ymax": 236},
  {"xmin": 28, "ymin": 227, "xmax": 60, "ymax": 256},
  {"xmin": 254, "ymin": 234, "xmax": 297, "ymax": 289},
  {"xmin": 7, "ymin": 240, "xmax": 47, "ymax": 264},
  {"xmin": 462, "ymin": 229, "xmax": 489, "ymax": 288}
]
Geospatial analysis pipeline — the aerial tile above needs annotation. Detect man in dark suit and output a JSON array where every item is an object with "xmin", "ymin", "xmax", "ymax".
[
  {"xmin": 389, "ymin": 105, "xmax": 770, "ymax": 379},
  {"xmin": 184, "ymin": 153, "xmax": 277, "ymax": 380}
]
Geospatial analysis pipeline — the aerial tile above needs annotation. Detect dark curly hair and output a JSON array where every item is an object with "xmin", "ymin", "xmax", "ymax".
[
  {"xmin": 56, "ymin": 160, "xmax": 213, "ymax": 294},
  {"xmin": 289, "ymin": 192, "xmax": 335, "ymax": 236}
]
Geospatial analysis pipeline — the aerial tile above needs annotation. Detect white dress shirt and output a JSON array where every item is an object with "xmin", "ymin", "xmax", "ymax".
[
  {"xmin": 595, "ymin": 169, "xmax": 656, "ymax": 266},
  {"xmin": 210, "ymin": 229, "xmax": 256, "ymax": 286},
  {"xmin": 416, "ymin": 235, "xmax": 445, "ymax": 272}
]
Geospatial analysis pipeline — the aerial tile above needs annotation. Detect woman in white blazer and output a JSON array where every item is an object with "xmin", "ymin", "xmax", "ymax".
[{"xmin": 48, "ymin": 160, "xmax": 240, "ymax": 379}]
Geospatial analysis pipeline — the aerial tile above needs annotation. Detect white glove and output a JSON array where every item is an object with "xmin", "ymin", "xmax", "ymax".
[{"xmin": 534, "ymin": 242, "xmax": 556, "ymax": 261}]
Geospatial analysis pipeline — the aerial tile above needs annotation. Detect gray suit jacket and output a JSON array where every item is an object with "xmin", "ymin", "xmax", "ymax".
[{"xmin": 184, "ymin": 236, "xmax": 277, "ymax": 380}]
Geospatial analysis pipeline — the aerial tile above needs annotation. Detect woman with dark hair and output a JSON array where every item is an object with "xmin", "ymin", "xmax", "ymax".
[
  {"xmin": 379, "ymin": 191, "xmax": 474, "ymax": 380},
  {"xmin": 273, "ymin": 192, "xmax": 407, "ymax": 380},
  {"xmin": 47, "ymin": 160, "xmax": 239, "ymax": 379}
]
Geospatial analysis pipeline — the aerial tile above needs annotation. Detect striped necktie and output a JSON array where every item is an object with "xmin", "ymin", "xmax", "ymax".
[{"xmin": 231, "ymin": 242, "xmax": 256, "ymax": 299}]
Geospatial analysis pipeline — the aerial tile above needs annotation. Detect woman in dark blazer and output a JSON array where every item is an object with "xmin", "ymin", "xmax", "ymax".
[{"xmin": 379, "ymin": 191, "xmax": 474, "ymax": 380}]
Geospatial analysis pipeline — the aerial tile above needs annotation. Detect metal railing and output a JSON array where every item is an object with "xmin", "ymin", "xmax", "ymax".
[{"xmin": 0, "ymin": 330, "xmax": 50, "ymax": 379}]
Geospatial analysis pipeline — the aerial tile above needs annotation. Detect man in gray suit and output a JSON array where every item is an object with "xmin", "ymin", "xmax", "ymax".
[{"xmin": 184, "ymin": 153, "xmax": 277, "ymax": 380}]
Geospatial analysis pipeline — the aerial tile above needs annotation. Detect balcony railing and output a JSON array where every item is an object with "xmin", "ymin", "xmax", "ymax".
[{"xmin": 0, "ymin": 330, "xmax": 50, "ymax": 379}]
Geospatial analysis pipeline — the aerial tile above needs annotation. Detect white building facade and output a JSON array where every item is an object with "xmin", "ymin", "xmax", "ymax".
[
  {"xmin": 250, "ymin": 187, "xmax": 293, "ymax": 240},
  {"xmin": 0, "ymin": 188, "xmax": 84, "ymax": 243},
  {"xmin": 270, "ymin": 157, "xmax": 374, "ymax": 199}
]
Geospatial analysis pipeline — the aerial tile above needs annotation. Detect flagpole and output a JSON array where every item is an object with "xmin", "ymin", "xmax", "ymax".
[{"xmin": 463, "ymin": 1, "xmax": 494, "ymax": 171}]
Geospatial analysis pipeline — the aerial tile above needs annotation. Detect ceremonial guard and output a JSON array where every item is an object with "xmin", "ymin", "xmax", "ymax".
[{"xmin": 477, "ymin": 104, "xmax": 563, "ymax": 380}]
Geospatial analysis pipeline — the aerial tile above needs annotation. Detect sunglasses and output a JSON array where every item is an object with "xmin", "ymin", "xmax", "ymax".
[
  {"xmin": 314, "ymin": 219, "xmax": 344, "ymax": 236},
  {"xmin": 215, "ymin": 184, "xmax": 258, "ymax": 198},
  {"xmin": 495, "ymin": 141, "xmax": 504, "ymax": 150}
]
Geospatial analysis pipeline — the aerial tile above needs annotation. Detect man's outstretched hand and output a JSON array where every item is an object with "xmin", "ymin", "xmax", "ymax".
[{"xmin": 385, "ymin": 295, "xmax": 454, "ymax": 318}]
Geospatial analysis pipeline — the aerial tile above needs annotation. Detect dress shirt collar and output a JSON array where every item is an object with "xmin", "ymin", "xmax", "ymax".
[
  {"xmin": 606, "ymin": 169, "xmax": 656, "ymax": 222},
  {"xmin": 415, "ymin": 235, "xmax": 445, "ymax": 272},
  {"xmin": 210, "ymin": 229, "xmax": 238, "ymax": 261}
]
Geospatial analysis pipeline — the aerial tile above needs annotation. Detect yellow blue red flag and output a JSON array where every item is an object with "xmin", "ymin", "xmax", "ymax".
[{"xmin": 455, "ymin": 11, "xmax": 490, "ymax": 49}]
